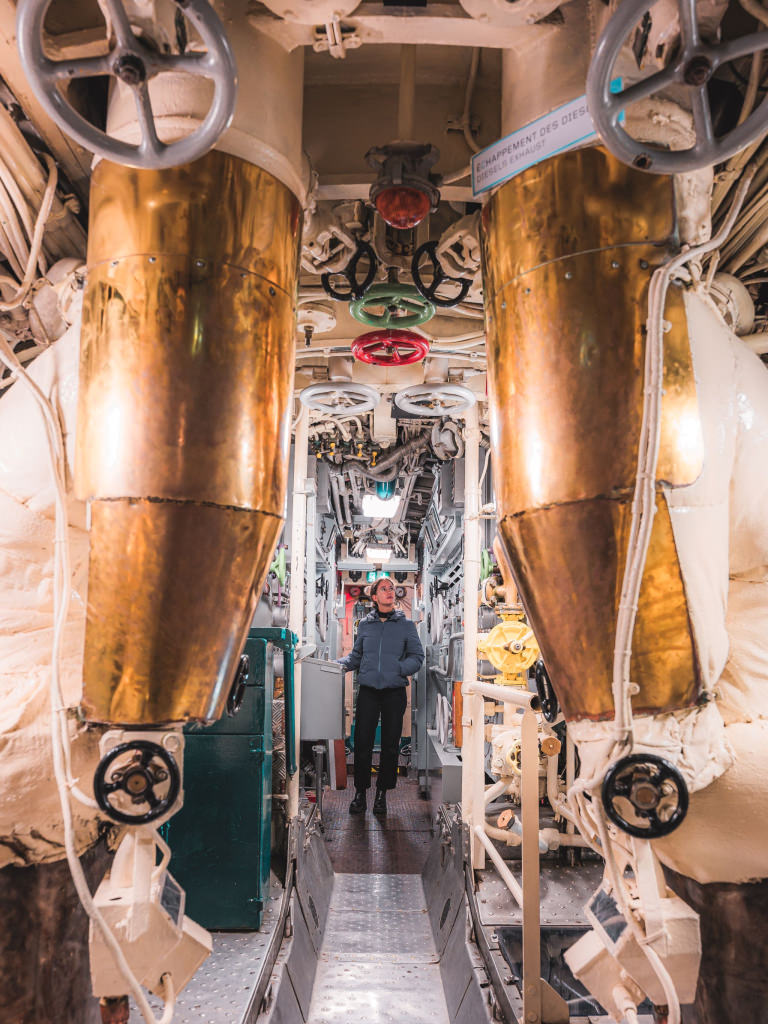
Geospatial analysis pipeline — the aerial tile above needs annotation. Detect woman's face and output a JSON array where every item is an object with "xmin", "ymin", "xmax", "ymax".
[{"xmin": 372, "ymin": 578, "xmax": 396, "ymax": 614}]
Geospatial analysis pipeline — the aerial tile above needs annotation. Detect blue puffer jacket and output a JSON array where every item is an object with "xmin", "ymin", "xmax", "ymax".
[{"xmin": 338, "ymin": 609, "xmax": 424, "ymax": 690}]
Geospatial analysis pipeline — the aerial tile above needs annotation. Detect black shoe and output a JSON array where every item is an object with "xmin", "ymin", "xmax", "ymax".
[
  {"xmin": 349, "ymin": 789, "xmax": 366, "ymax": 815},
  {"xmin": 373, "ymin": 788, "xmax": 387, "ymax": 816}
]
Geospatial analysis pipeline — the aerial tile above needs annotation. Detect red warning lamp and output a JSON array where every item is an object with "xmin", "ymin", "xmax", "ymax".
[
  {"xmin": 367, "ymin": 142, "xmax": 441, "ymax": 232},
  {"xmin": 375, "ymin": 185, "xmax": 432, "ymax": 230}
]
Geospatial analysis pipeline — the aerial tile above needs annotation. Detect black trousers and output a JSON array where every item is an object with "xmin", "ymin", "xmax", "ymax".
[{"xmin": 353, "ymin": 685, "xmax": 408, "ymax": 792}]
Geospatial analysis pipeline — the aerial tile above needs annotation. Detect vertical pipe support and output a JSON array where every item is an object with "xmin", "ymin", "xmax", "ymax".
[
  {"xmin": 461, "ymin": 404, "xmax": 485, "ymax": 866},
  {"xmin": 288, "ymin": 406, "xmax": 310, "ymax": 819},
  {"xmin": 566, "ymin": 731, "xmax": 576, "ymax": 836},
  {"xmin": 521, "ymin": 706, "xmax": 542, "ymax": 1024},
  {"xmin": 398, "ymin": 44, "xmax": 417, "ymax": 142},
  {"xmin": 305, "ymin": 475, "xmax": 317, "ymax": 650}
]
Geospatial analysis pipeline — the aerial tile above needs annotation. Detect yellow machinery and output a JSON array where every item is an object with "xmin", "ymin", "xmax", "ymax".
[{"xmin": 478, "ymin": 609, "xmax": 539, "ymax": 689}]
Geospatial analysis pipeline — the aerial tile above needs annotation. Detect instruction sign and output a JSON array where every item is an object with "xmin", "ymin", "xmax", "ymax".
[{"xmin": 471, "ymin": 81, "xmax": 622, "ymax": 196}]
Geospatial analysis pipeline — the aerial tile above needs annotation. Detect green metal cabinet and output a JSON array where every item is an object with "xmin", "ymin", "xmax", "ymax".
[{"xmin": 164, "ymin": 632, "xmax": 274, "ymax": 930}]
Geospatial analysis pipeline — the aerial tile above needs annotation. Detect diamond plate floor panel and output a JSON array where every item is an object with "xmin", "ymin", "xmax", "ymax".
[
  {"xmin": 328, "ymin": 873, "xmax": 425, "ymax": 912},
  {"xmin": 307, "ymin": 873, "xmax": 449, "ymax": 1023},
  {"xmin": 307, "ymin": 962, "xmax": 450, "ymax": 1024}
]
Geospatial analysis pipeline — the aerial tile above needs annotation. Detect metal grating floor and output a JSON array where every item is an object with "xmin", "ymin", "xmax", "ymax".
[
  {"xmin": 320, "ymin": 779, "xmax": 436, "ymax": 875},
  {"xmin": 306, "ymin": 873, "xmax": 450, "ymax": 1024},
  {"xmin": 127, "ymin": 880, "xmax": 284, "ymax": 1023}
]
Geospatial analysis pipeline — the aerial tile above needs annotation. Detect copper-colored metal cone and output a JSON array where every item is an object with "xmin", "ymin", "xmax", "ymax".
[
  {"xmin": 500, "ymin": 494, "xmax": 700, "ymax": 720},
  {"xmin": 82, "ymin": 499, "xmax": 282, "ymax": 725},
  {"xmin": 482, "ymin": 147, "xmax": 703, "ymax": 722},
  {"xmin": 85, "ymin": 152, "xmax": 300, "ymax": 293},
  {"xmin": 77, "ymin": 152, "xmax": 300, "ymax": 725},
  {"xmin": 77, "ymin": 257, "xmax": 294, "ymax": 510},
  {"xmin": 77, "ymin": 152, "xmax": 300, "ymax": 510}
]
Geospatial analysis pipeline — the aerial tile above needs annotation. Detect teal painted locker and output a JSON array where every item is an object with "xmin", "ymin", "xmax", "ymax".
[{"xmin": 164, "ymin": 632, "xmax": 273, "ymax": 930}]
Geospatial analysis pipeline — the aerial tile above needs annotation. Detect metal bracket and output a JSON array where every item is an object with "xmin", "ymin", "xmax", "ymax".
[{"xmin": 313, "ymin": 17, "xmax": 362, "ymax": 58}]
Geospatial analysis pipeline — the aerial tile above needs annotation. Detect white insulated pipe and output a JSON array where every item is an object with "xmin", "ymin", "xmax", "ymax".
[
  {"xmin": 288, "ymin": 406, "xmax": 310, "ymax": 819},
  {"xmin": 474, "ymin": 824, "xmax": 524, "ymax": 907},
  {"xmin": 464, "ymin": 680, "xmax": 540, "ymax": 710},
  {"xmin": 483, "ymin": 777, "xmax": 510, "ymax": 806}
]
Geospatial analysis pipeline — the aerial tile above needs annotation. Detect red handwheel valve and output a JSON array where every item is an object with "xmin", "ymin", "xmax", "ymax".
[{"xmin": 351, "ymin": 329, "xmax": 430, "ymax": 366}]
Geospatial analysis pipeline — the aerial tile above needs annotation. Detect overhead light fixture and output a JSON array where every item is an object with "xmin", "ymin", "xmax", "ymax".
[
  {"xmin": 366, "ymin": 546, "xmax": 393, "ymax": 563},
  {"xmin": 362, "ymin": 492, "xmax": 402, "ymax": 519}
]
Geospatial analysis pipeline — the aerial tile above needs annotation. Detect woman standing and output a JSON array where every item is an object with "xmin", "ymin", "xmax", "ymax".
[{"xmin": 338, "ymin": 577, "xmax": 424, "ymax": 816}]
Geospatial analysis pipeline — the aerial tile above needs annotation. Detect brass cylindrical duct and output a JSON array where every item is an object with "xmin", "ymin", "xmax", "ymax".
[
  {"xmin": 481, "ymin": 147, "xmax": 704, "ymax": 722},
  {"xmin": 77, "ymin": 151, "xmax": 300, "ymax": 725}
]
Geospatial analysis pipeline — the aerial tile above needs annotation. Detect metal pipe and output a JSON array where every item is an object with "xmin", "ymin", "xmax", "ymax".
[
  {"xmin": 546, "ymin": 747, "xmax": 560, "ymax": 812},
  {"xmin": 507, "ymin": 816, "xmax": 549, "ymax": 855},
  {"xmin": 348, "ymin": 465, "xmax": 362, "ymax": 511},
  {"xmin": 485, "ymin": 816, "xmax": 586, "ymax": 851},
  {"xmin": 287, "ymin": 407, "xmax": 309, "ymax": 819},
  {"xmin": 464, "ymin": 680, "xmax": 540, "ymax": 711},
  {"xmin": 397, "ymin": 44, "xmax": 417, "ymax": 142},
  {"xmin": 341, "ymin": 432, "xmax": 430, "ymax": 479},
  {"xmin": 312, "ymin": 743, "xmax": 325, "ymax": 831},
  {"xmin": 544, "ymin": 749, "xmax": 580, "ymax": 829},
  {"xmin": 329, "ymin": 470, "xmax": 344, "ymax": 527},
  {"xmin": 461, "ymin": 48, "xmax": 481, "ymax": 155},
  {"xmin": 521, "ymin": 707, "xmax": 542, "ymax": 1024},
  {"xmin": 485, "ymin": 822, "xmax": 521, "ymax": 846},
  {"xmin": 282, "ymin": 636, "xmax": 297, "ymax": 779},
  {"xmin": 305, "ymin": 477, "xmax": 317, "ymax": 649},
  {"xmin": 461, "ymin": 403, "xmax": 484, "ymax": 866},
  {"xmin": 566, "ymin": 731, "xmax": 576, "ymax": 835},
  {"xmin": 392, "ymin": 469, "xmax": 418, "ymax": 526},
  {"xmin": 484, "ymin": 777, "xmax": 511, "ymax": 806},
  {"xmin": 474, "ymin": 824, "xmax": 524, "ymax": 907},
  {"xmin": 538, "ymin": 827, "xmax": 588, "ymax": 848}
]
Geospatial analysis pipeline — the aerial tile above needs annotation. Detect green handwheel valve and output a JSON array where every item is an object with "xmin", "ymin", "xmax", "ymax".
[{"xmin": 350, "ymin": 283, "xmax": 435, "ymax": 329}]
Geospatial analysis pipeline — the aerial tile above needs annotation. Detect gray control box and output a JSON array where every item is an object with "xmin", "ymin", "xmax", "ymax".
[{"xmin": 300, "ymin": 657, "xmax": 345, "ymax": 740}]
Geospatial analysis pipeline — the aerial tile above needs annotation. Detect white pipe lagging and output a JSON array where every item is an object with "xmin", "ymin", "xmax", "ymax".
[
  {"xmin": 484, "ymin": 822, "xmax": 586, "ymax": 851},
  {"xmin": 485, "ymin": 819, "xmax": 549, "ymax": 855},
  {"xmin": 464, "ymin": 679, "xmax": 540, "ymax": 710},
  {"xmin": 474, "ymin": 824, "xmax": 524, "ymax": 907},
  {"xmin": 483, "ymin": 777, "xmax": 510, "ymax": 806},
  {"xmin": 485, "ymin": 774, "xmax": 587, "ymax": 851}
]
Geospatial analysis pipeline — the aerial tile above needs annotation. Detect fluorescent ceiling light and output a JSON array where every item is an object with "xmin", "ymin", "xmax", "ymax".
[
  {"xmin": 365, "ymin": 546, "xmax": 393, "ymax": 563},
  {"xmin": 362, "ymin": 492, "xmax": 402, "ymax": 519}
]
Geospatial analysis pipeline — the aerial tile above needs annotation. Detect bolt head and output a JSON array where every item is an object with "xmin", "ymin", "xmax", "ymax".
[
  {"xmin": 114, "ymin": 54, "xmax": 146, "ymax": 86},
  {"xmin": 683, "ymin": 54, "xmax": 713, "ymax": 86},
  {"xmin": 631, "ymin": 778, "xmax": 661, "ymax": 810}
]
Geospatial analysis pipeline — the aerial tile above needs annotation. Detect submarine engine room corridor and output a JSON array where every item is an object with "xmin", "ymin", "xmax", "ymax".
[{"xmin": 4, "ymin": 1, "xmax": 768, "ymax": 1023}]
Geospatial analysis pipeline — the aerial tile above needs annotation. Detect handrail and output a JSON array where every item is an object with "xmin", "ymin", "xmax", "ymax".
[{"xmin": 249, "ymin": 627, "xmax": 299, "ymax": 778}]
